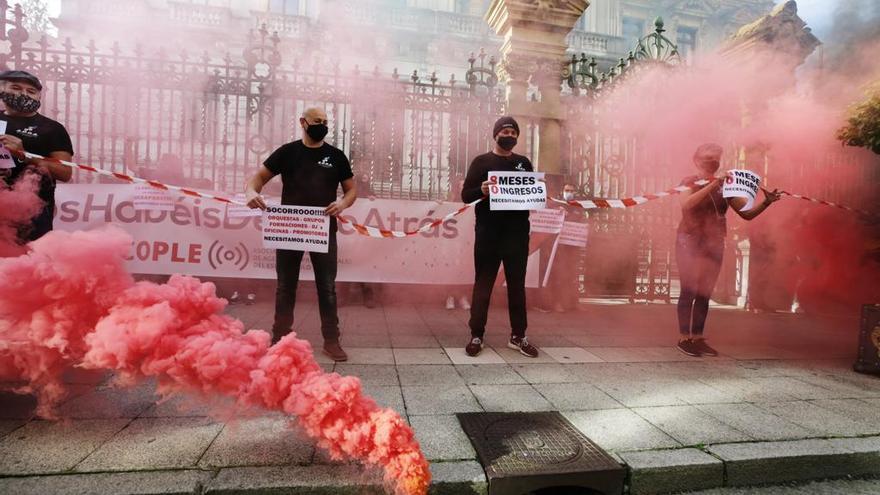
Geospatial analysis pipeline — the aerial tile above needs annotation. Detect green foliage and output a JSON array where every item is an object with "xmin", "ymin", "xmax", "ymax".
[{"xmin": 838, "ymin": 81, "xmax": 880, "ymax": 155}]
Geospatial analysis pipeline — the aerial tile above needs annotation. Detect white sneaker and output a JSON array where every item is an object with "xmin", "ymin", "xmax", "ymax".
[
  {"xmin": 246, "ymin": 293, "xmax": 256, "ymax": 305},
  {"xmin": 459, "ymin": 297, "xmax": 471, "ymax": 310},
  {"xmin": 445, "ymin": 296, "xmax": 455, "ymax": 310}
]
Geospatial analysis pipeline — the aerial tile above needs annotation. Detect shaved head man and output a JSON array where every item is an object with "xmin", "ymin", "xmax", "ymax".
[{"xmin": 245, "ymin": 107, "xmax": 357, "ymax": 361}]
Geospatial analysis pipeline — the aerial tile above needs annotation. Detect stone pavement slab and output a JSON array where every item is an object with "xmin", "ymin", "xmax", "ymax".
[
  {"xmin": 397, "ymin": 365, "xmax": 464, "ymax": 387},
  {"xmin": 494, "ymin": 346, "xmax": 558, "ymax": 364},
  {"xmin": 540, "ymin": 346, "xmax": 603, "ymax": 363},
  {"xmin": 402, "ymin": 385, "xmax": 482, "ymax": 415},
  {"xmin": 76, "ymin": 417, "xmax": 222, "ymax": 471},
  {"xmin": 747, "ymin": 377, "xmax": 845, "ymax": 400},
  {"xmin": 593, "ymin": 379, "xmax": 689, "ymax": 407},
  {"xmin": 205, "ymin": 464, "xmax": 383, "ymax": 494},
  {"xmin": 511, "ymin": 363, "xmax": 580, "ymax": 383},
  {"xmin": 809, "ymin": 398, "xmax": 880, "ymax": 432},
  {"xmin": 393, "ymin": 348, "xmax": 451, "ymax": 365},
  {"xmin": 634, "ymin": 405, "xmax": 752, "ymax": 445},
  {"xmin": 694, "ymin": 403, "xmax": 813, "ymax": 441},
  {"xmin": 360, "ymin": 384, "xmax": 406, "ymax": 416},
  {"xmin": 0, "ymin": 469, "xmax": 211, "ymax": 495},
  {"xmin": 754, "ymin": 400, "xmax": 875, "ymax": 436},
  {"xmin": 535, "ymin": 383, "xmax": 622, "ymax": 410},
  {"xmin": 695, "ymin": 377, "xmax": 797, "ymax": 402},
  {"xmin": 0, "ymin": 419, "xmax": 25, "ymax": 438},
  {"xmin": 563, "ymin": 409, "xmax": 682, "ymax": 451},
  {"xmin": 444, "ymin": 346, "xmax": 506, "ymax": 365},
  {"xmin": 58, "ymin": 383, "xmax": 158, "ymax": 419},
  {"xmin": 198, "ymin": 417, "xmax": 314, "ymax": 468},
  {"xmin": 469, "ymin": 384, "xmax": 554, "ymax": 412},
  {"xmin": 454, "ymin": 364, "xmax": 525, "ymax": 385},
  {"xmin": 620, "ymin": 448, "xmax": 723, "ymax": 495},
  {"xmin": 429, "ymin": 460, "xmax": 487, "ymax": 495},
  {"xmin": 333, "ymin": 364, "xmax": 399, "ymax": 387},
  {"xmin": 409, "ymin": 415, "xmax": 476, "ymax": 461},
  {"xmin": 708, "ymin": 438, "xmax": 868, "ymax": 486},
  {"xmin": 341, "ymin": 347, "xmax": 394, "ymax": 365},
  {"xmin": 0, "ymin": 419, "xmax": 130, "ymax": 475}
]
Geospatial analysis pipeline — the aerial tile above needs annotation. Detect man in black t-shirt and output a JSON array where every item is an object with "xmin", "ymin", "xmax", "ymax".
[
  {"xmin": 461, "ymin": 116, "xmax": 540, "ymax": 359},
  {"xmin": 245, "ymin": 107, "xmax": 356, "ymax": 361},
  {"xmin": 0, "ymin": 70, "xmax": 74, "ymax": 243}
]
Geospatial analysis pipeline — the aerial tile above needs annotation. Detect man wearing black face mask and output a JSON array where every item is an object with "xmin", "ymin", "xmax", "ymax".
[
  {"xmin": 244, "ymin": 107, "xmax": 356, "ymax": 361},
  {"xmin": 0, "ymin": 70, "xmax": 74, "ymax": 244},
  {"xmin": 461, "ymin": 116, "xmax": 539, "ymax": 358}
]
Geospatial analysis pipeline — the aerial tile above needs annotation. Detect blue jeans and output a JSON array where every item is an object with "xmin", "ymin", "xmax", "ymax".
[
  {"xmin": 675, "ymin": 232, "xmax": 724, "ymax": 336},
  {"xmin": 272, "ymin": 234, "xmax": 339, "ymax": 343}
]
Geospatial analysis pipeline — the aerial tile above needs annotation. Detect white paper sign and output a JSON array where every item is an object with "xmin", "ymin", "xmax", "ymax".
[
  {"xmin": 723, "ymin": 170, "xmax": 761, "ymax": 211},
  {"xmin": 262, "ymin": 205, "xmax": 330, "ymax": 253},
  {"xmin": 530, "ymin": 207, "xmax": 565, "ymax": 234},
  {"xmin": 559, "ymin": 221, "xmax": 589, "ymax": 247},
  {"xmin": 0, "ymin": 121, "xmax": 14, "ymax": 170},
  {"xmin": 226, "ymin": 193, "xmax": 263, "ymax": 218},
  {"xmin": 488, "ymin": 171, "xmax": 546, "ymax": 211},
  {"xmin": 133, "ymin": 183, "xmax": 176, "ymax": 211}
]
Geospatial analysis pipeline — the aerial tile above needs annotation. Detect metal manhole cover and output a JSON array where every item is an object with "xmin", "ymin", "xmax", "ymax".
[{"xmin": 458, "ymin": 412, "xmax": 625, "ymax": 495}]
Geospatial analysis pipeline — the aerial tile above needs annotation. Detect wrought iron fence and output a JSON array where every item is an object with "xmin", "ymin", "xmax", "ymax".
[{"xmin": 0, "ymin": 2, "xmax": 505, "ymax": 201}]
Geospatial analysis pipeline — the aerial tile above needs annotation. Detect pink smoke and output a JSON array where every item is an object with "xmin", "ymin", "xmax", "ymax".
[
  {"xmin": 0, "ymin": 172, "xmax": 45, "ymax": 257},
  {"xmin": 577, "ymin": 42, "xmax": 880, "ymax": 313},
  {"xmin": 0, "ymin": 227, "xmax": 429, "ymax": 494}
]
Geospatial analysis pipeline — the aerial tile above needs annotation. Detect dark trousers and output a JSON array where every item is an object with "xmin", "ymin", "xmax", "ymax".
[
  {"xmin": 675, "ymin": 232, "xmax": 724, "ymax": 337},
  {"xmin": 272, "ymin": 235, "xmax": 339, "ymax": 343},
  {"xmin": 469, "ymin": 231, "xmax": 529, "ymax": 339}
]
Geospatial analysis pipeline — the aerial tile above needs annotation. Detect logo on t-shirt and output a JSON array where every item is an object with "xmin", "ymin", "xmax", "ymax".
[
  {"xmin": 515, "ymin": 162, "xmax": 525, "ymax": 171},
  {"xmin": 16, "ymin": 126, "xmax": 38, "ymax": 139},
  {"xmin": 316, "ymin": 156, "xmax": 333, "ymax": 168}
]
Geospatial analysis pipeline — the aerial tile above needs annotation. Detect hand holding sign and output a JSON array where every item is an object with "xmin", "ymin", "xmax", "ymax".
[
  {"xmin": 0, "ymin": 121, "xmax": 15, "ymax": 169},
  {"xmin": 722, "ymin": 170, "xmax": 761, "ymax": 211}
]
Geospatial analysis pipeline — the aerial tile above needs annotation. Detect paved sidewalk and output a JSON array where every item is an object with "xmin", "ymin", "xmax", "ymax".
[{"xmin": 2, "ymin": 300, "xmax": 879, "ymax": 494}]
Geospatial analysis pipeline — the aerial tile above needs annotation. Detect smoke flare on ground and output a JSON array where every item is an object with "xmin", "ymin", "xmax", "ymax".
[{"xmin": 0, "ymin": 227, "xmax": 430, "ymax": 495}]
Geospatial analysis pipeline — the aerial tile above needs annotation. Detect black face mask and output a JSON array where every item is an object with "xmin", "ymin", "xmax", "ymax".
[
  {"xmin": 497, "ymin": 136, "xmax": 517, "ymax": 151},
  {"xmin": 305, "ymin": 123, "xmax": 329, "ymax": 141},
  {"xmin": 0, "ymin": 91, "xmax": 41, "ymax": 114}
]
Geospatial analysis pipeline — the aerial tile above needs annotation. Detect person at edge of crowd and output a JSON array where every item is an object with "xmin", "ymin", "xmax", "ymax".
[
  {"xmin": 461, "ymin": 116, "xmax": 539, "ymax": 358},
  {"xmin": 341, "ymin": 172, "xmax": 379, "ymax": 308},
  {"xmin": 676, "ymin": 143, "xmax": 780, "ymax": 358},
  {"xmin": 0, "ymin": 70, "xmax": 74, "ymax": 244},
  {"xmin": 244, "ymin": 107, "xmax": 356, "ymax": 362},
  {"xmin": 546, "ymin": 182, "xmax": 588, "ymax": 313},
  {"xmin": 443, "ymin": 177, "xmax": 471, "ymax": 310}
]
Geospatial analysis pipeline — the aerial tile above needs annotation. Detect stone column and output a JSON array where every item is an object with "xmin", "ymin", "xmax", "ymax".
[{"xmin": 485, "ymin": 0, "xmax": 590, "ymax": 174}]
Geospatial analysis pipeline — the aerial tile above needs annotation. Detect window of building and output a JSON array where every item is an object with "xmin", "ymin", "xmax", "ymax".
[
  {"xmin": 677, "ymin": 26, "xmax": 698, "ymax": 62},
  {"xmin": 407, "ymin": 0, "xmax": 455, "ymax": 11},
  {"xmin": 622, "ymin": 16, "xmax": 644, "ymax": 43},
  {"xmin": 269, "ymin": 0, "xmax": 300, "ymax": 15}
]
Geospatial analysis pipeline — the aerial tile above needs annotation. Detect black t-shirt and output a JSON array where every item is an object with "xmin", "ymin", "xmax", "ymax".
[
  {"xmin": 461, "ymin": 151, "xmax": 534, "ymax": 236},
  {"xmin": 677, "ymin": 175, "xmax": 727, "ymax": 238},
  {"xmin": 263, "ymin": 140, "xmax": 353, "ymax": 230},
  {"xmin": 0, "ymin": 112, "xmax": 74, "ymax": 242}
]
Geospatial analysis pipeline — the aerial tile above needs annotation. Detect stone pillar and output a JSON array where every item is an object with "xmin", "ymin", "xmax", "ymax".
[{"xmin": 485, "ymin": 0, "xmax": 590, "ymax": 174}]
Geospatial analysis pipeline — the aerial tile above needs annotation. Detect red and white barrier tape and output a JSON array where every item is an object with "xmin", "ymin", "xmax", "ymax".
[
  {"xmin": 24, "ymin": 152, "xmax": 244, "ymax": 206},
  {"xmin": 23, "ymin": 153, "xmax": 877, "ymax": 237},
  {"xmin": 780, "ymin": 191, "xmax": 877, "ymax": 218},
  {"xmin": 23, "ymin": 151, "xmax": 483, "ymax": 237},
  {"xmin": 549, "ymin": 179, "xmax": 711, "ymax": 209}
]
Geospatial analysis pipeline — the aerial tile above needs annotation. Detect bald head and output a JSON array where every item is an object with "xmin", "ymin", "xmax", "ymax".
[{"xmin": 300, "ymin": 107, "xmax": 329, "ymax": 145}]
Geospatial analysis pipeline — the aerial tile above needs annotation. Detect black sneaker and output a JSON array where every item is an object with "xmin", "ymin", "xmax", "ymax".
[
  {"xmin": 691, "ymin": 339, "xmax": 719, "ymax": 357},
  {"xmin": 508, "ymin": 335, "xmax": 539, "ymax": 358},
  {"xmin": 465, "ymin": 337, "xmax": 484, "ymax": 357},
  {"xmin": 677, "ymin": 338, "xmax": 701, "ymax": 357}
]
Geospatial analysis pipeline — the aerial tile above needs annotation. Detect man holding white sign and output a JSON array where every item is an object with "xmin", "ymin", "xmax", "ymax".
[
  {"xmin": 461, "ymin": 116, "xmax": 540, "ymax": 358},
  {"xmin": 0, "ymin": 70, "xmax": 74, "ymax": 243},
  {"xmin": 245, "ymin": 107, "xmax": 356, "ymax": 361},
  {"xmin": 675, "ymin": 143, "xmax": 781, "ymax": 358}
]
